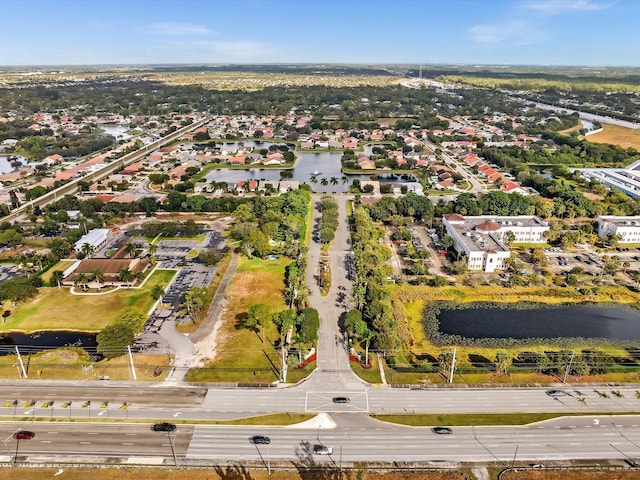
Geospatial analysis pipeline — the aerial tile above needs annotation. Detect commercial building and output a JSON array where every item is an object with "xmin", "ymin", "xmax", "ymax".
[
  {"xmin": 597, "ymin": 216, "xmax": 640, "ymax": 243},
  {"xmin": 73, "ymin": 228, "xmax": 112, "ymax": 254},
  {"xmin": 442, "ymin": 214, "xmax": 549, "ymax": 272}
]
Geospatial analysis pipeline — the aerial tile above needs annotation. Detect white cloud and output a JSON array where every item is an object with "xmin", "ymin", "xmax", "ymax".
[
  {"xmin": 522, "ymin": 0, "xmax": 611, "ymax": 15},
  {"xmin": 468, "ymin": 20, "xmax": 546, "ymax": 46},
  {"xmin": 140, "ymin": 22, "xmax": 211, "ymax": 36}
]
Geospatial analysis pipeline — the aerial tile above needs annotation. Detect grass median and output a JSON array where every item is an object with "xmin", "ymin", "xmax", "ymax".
[{"xmin": 371, "ymin": 412, "xmax": 640, "ymax": 427}]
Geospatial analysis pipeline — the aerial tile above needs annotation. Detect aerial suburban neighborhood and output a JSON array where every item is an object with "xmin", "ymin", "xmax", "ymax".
[{"xmin": 1, "ymin": 0, "xmax": 640, "ymax": 479}]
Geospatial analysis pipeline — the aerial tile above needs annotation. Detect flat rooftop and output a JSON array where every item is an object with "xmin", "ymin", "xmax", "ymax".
[{"xmin": 599, "ymin": 216, "xmax": 640, "ymax": 227}]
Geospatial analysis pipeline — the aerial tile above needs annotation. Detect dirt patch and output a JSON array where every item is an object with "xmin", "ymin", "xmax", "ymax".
[
  {"xmin": 501, "ymin": 469, "xmax": 639, "ymax": 480},
  {"xmin": 0, "ymin": 469, "xmax": 468, "ymax": 480}
]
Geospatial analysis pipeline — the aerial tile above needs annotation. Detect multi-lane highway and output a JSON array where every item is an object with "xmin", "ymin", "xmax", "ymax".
[{"xmin": 1, "ymin": 415, "xmax": 640, "ymax": 465}]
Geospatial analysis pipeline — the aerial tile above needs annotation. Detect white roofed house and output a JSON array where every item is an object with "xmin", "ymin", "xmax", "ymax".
[{"xmin": 73, "ymin": 228, "xmax": 112, "ymax": 256}]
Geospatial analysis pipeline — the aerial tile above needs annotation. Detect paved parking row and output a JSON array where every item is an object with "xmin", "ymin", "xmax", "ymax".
[{"xmin": 142, "ymin": 231, "xmax": 224, "ymax": 335}]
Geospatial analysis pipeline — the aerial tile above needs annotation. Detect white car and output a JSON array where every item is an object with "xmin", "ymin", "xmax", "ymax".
[{"xmin": 313, "ymin": 444, "xmax": 333, "ymax": 455}]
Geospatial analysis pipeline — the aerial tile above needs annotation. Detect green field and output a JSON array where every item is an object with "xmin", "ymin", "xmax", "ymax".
[
  {"xmin": 0, "ymin": 270, "xmax": 176, "ymax": 332},
  {"xmin": 186, "ymin": 256, "xmax": 294, "ymax": 383}
]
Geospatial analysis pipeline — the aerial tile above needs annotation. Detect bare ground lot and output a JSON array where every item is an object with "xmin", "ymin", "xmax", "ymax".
[
  {"xmin": 0, "ymin": 467, "xmax": 634, "ymax": 480},
  {"xmin": 583, "ymin": 124, "xmax": 640, "ymax": 150}
]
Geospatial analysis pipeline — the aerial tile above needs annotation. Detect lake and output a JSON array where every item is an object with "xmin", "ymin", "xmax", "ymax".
[
  {"xmin": 0, "ymin": 155, "xmax": 26, "ymax": 174},
  {"xmin": 0, "ymin": 331, "xmax": 97, "ymax": 356},
  {"xmin": 204, "ymin": 141, "xmax": 390, "ymax": 193},
  {"xmin": 100, "ymin": 124, "xmax": 132, "ymax": 140},
  {"xmin": 437, "ymin": 303, "xmax": 640, "ymax": 341}
]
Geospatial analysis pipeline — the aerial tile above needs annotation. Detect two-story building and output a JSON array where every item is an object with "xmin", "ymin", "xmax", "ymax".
[
  {"xmin": 597, "ymin": 216, "xmax": 640, "ymax": 243},
  {"xmin": 442, "ymin": 214, "xmax": 549, "ymax": 272}
]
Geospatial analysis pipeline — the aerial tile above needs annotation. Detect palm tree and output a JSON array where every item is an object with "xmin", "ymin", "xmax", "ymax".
[
  {"xmin": 310, "ymin": 175, "xmax": 318, "ymax": 184},
  {"xmin": 124, "ymin": 241, "xmax": 137, "ymax": 259},
  {"xmin": 135, "ymin": 270, "xmax": 145, "ymax": 285},
  {"xmin": 148, "ymin": 243, "xmax": 158, "ymax": 256},
  {"xmin": 81, "ymin": 242, "xmax": 93, "ymax": 259},
  {"xmin": 341, "ymin": 176, "xmax": 348, "ymax": 185},
  {"xmin": 50, "ymin": 270, "xmax": 64, "ymax": 289},
  {"xmin": 90, "ymin": 268, "xmax": 104, "ymax": 290},
  {"xmin": 118, "ymin": 268, "xmax": 133, "ymax": 288},
  {"xmin": 330, "ymin": 177, "xmax": 339, "ymax": 192},
  {"xmin": 151, "ymin": 284, "xmax": 165, "ymax": 300},
  {"xmin": 76, "ymin": 273, "xmax": 88, "ymax": 291},
  {"xmin": 320, "ymin": 177, "xmax": 329, "ymax": 187}
]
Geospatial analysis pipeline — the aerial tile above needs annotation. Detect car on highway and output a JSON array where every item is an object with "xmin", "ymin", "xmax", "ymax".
[
  {"xmin": 13, "ymin": 430, "xmax": 35, "ymax": 440},
  {"xmin": 546, "ymin": 389, "xmax": 567, "ymax": 397},
  {"xmin": 151, "ymin": 422, "xmax": 177, "ymax": 432},
  {"xmin": 313, "ymin": 444, "xmax": 333, "ymax": 455},
  {"xmin": 251, "ymin": 435, "xmax": 271, "ymax": 445},
  {"xmin": 332, "ymin": 397, "xmax": 350, "ymax": 404},
  {"xmin": 432, "ymin": 427, "xmax": 453, "ymax": 435}
]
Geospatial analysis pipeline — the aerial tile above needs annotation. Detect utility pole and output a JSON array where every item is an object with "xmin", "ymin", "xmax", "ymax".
[
  {"xmin": 448, "ymin": 347, "xmax": 457, "ymax": 384},
  {"xmin": 15, "ymin": 347, "xmax": 27, "ymax": 379},
  {"xmin": 340, "ymin": 431, "xmax": 347, "ymax": 471},
  {"xmin": 563, "ymin": 351, "xmax": 575, "ymax": 383},
  {"xmin": 127, "ymin": 346, "xmax": 137, "ymax": 380}
]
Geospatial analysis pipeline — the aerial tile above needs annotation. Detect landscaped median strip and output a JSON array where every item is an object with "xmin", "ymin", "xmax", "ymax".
[
  {"xmin": 0, "ymin": 412, "xmax": 315, "ymax": 426},
  {"xmin": 370, "ymin": 412, "xmax": 640, "ymax": 426}
]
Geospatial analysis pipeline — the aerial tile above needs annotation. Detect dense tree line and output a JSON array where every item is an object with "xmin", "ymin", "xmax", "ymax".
[{"xmin": 351, "ymin": 206, "xmax": 401, "ymax": 350}]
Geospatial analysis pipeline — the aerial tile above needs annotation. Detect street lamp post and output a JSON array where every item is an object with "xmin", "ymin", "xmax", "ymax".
[
  {"xmin": 167, "ymin": 431, "xmax": 178, "ymax": 467},
  {"xmin": 339, "ymin": 431, "xmax": 347, "ymax": 471}
]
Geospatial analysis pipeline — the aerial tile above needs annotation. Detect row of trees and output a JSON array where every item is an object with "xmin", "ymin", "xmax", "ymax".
[
  {"xmin": 318, "ymin": 196, "xmax": 338, "ymax": 244},
  {"xmin": 351, "ymin": 206, "xmax": 401, "ymax": 351}
]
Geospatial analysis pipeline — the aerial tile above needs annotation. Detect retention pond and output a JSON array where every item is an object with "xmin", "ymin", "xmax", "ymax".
[{"xmin": 436, "ymin": 303, "xmax": 640, "ymax": 341}]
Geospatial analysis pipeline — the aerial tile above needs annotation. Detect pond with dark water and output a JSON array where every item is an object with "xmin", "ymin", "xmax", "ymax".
[
  {"xmin": 0, "ymin": 331, "xmax": 97, "ymax": 355},
  {"xmin": 436, "ymin": 303, "xmax": 640, "ymax": 341}
]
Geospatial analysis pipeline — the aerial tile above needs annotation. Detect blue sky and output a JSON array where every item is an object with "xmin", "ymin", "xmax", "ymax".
[{"xmin": 2, "ymin": 0, "xmax": 638, "ymax": 66}]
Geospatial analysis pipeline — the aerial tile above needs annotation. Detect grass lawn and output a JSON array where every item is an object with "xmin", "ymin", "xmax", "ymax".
[
  {"xmin": 351, "ymin": 355, "xmax": 382, "ymax": 384},
  {"xmin": 371, "ymin": 412, "xmax": 637, "ymax": 427},
  {"xmin": 1, "ymin": 270, "xmax": 176, "ymax": 333},
  {"xmin": 0, "ymin": 350, "xmax": 172, "ymax": 381},
  {"xmin": 584, "ymin": 123, "xmax": 640, "ymax": 150},
  {"xmin": 186, "ymin": 256, "xmax": 294, "ymax": 383},
  {"xmin": 40, "ymin": 259, "xmax": 76, "ymax": 284}
]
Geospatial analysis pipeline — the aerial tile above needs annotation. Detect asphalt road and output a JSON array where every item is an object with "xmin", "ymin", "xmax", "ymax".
[
  {"xmin": 2, "ymin": 415, "xmax": 638, "ymax": 465},
  {"xmin": 0, "ymin": 422, "xmax": 192, "ymax": 461},
  {"xmin": 186, "ymin": 416, "xmax": 640, "ymax": 463}
]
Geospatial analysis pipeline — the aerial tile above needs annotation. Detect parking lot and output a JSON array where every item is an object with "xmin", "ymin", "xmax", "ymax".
[{"xmin": 142, "ymin": 230, "xmax": 225, "ymax": 334}]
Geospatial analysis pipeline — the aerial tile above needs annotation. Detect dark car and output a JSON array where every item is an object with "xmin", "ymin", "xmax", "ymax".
[
  {"xmin": 151, "ymin": 422, "xmax": 177, "ymax": 432},
  {"xmin": 432, "ymin": 427, "xmax": 453, "ymax": 435},
  {"xmin": 13, "ymin": 430, "xmax": 35, "ymax": 440},
  {"xmin": 546, "ymin": 389, "xmax": 567, "ymax": 397},
  {"xmin": 332, "ymin": 397, "xmax": 350, "ymax": 404},
  {"xmin": 251, "ymin": 435, "xmax": 271, "ymax": 445}
]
